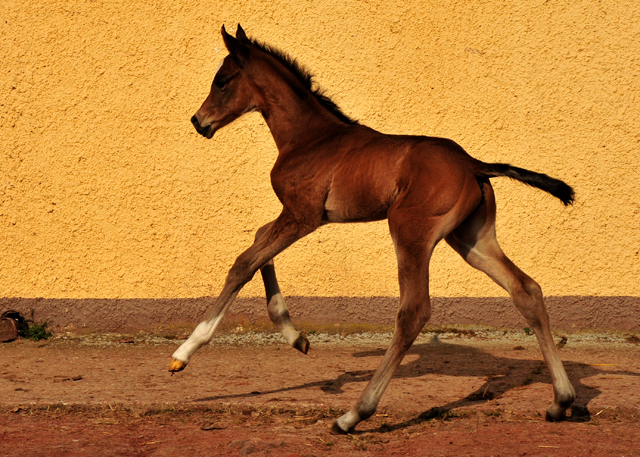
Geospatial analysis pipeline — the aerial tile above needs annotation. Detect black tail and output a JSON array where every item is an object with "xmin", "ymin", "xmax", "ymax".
[{"xmin": 476, "ymin": 163, "xmax": 575, "ymax": 206}]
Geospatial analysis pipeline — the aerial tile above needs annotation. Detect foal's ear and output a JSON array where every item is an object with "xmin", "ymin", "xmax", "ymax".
[
  {"xmin": 221, "ymin": 25, "xmax": 249, "ymax": 64},
  {"xmin": 236, "ymin": 24, "xmax": 250, "ymax": 44}
]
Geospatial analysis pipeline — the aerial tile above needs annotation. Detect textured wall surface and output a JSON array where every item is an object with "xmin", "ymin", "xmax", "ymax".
[{"xmin": 1, "ymin": 1, "xmax": 638, "ymax": 328}]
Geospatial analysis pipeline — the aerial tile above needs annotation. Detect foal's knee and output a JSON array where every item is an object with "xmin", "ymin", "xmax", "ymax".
[{"xmin": 227, "ymin": 256, "xmax": 256, "ymax": 288}]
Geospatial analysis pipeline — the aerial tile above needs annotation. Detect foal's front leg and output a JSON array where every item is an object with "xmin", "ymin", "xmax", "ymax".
[
  {"xmin": 169, "ymin": 213, "xmax": 315, "ymax": 372},
  {"xmin": 333, "ymin": 210, "xmax": 438, "ymax": 433},
  {"xmin": 255, "ymin": 222, "xmax": 309, "ymax": 354}
]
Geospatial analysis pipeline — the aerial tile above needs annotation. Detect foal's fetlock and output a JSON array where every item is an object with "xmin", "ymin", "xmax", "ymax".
[
  {"xmin": 293, "ymin": 333, "xmax": 310, "ymax": 354},
  {"xmin": 546, "ymin": 389, "xmax": 575, "ymax": 421}
]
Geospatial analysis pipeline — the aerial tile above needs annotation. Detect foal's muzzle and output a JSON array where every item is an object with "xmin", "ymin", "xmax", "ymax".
[{"xmin": 191, "ymin": 115, "xmax": 214, "ymax": 139}]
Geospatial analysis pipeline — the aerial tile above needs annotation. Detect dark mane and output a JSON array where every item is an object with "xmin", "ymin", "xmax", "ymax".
[{"xmin": 248, "ymin": 38, "xmax": 359, "ymax": 125}]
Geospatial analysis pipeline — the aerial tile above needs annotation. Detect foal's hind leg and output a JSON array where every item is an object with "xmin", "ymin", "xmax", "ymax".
[
  {"xmin": 445, "ymin": 181, "xmax": 575, "ymax": 420},
  {"xmin": 255, "ymin": 223, "xmax": 309, "ymax": 354}
]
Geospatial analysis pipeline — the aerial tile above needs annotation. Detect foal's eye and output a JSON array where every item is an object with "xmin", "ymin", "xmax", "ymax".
[{"xmin": 214, "ymin": 78, "xmax": 229, "ymax": 91}]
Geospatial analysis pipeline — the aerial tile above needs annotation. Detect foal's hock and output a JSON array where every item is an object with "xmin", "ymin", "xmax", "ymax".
[{"xmin": 170, "ymin": 24, "xmax": 576, "ymax": 433}]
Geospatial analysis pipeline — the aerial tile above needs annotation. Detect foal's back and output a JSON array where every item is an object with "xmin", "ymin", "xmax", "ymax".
[{"xmin": 321, "ymin": 125, "xmax": 482, "ymax": 224}]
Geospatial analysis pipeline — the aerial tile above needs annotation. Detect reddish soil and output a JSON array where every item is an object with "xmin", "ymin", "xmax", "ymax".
[{"xmin": 1, "ymin": 330, "xmax": 639, "ymax": 456}]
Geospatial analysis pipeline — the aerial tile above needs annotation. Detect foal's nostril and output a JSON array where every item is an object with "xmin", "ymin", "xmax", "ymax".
[{"xmin": 191, "ymin": 114, "xmax": 213, "ymax": 138}]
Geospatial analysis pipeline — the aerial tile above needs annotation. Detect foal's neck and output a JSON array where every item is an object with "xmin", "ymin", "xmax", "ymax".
[{"xmin": 252, "ymin": 64, "xmax": 348, "ymax": 155}]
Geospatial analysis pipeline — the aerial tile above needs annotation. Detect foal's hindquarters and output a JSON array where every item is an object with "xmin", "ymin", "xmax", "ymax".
[{"xmin": 332, "ymin": 176, "xmax": 575, "ymax": 433}]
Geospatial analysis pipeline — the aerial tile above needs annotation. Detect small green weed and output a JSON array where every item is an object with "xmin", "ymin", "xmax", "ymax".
[{"xmin": 19, "ymin": 321, "xmax": 53, "ymax": 341}]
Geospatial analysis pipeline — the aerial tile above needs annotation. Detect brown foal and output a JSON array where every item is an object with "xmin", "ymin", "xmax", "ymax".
[{"xmin": 170, "ymin": 25, "xmax": 576, "ymax": 433}]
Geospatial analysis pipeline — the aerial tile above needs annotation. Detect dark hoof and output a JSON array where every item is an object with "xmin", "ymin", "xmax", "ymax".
[
  {"xmin": 545, "ymin": 404, "xmax": 567, "ymax": 422},
  {"xmin": 330, "ymin": 420, "xmax": 349, "ymax": 435},
  {"xmin": 293, "ymin": 333, "xmax": 310, "ymax": 354},
  {"xmin": 545, "ymin": 412, "xmax": 566, "ymax": 422}
]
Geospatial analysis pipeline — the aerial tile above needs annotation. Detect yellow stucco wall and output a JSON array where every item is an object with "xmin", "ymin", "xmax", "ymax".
[{"xmin": 1, "ymin": 0, "xmax": 638, "ymax": 301}]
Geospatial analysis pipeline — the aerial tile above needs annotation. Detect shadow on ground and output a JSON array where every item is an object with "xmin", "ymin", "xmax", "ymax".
[{"xmin": 195, "ymin": 335, "xmax": 639, "ymax": 431}]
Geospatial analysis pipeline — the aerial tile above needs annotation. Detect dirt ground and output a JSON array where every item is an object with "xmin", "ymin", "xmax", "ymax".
[{"xmin": 1, "ymin": 327, "xmax": 639, "ymax": 456}]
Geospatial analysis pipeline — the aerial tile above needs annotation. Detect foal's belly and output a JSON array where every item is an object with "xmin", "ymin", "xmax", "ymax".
[
  {"xmin": 322, "ymin": 202, "xmax": 389, "ymax": 223},
  {"xmin": 323, "ymin": 178, "xmax": 396, "ymax": 223}
]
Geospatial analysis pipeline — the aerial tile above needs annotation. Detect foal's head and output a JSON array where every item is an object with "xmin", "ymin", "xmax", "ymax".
[
  {"xmin": 191, "ymin": 25, "xmax": 257, "ymax": 139},
  {"xmin": 191, "ymin": 25, "xmax": 358, "ymax": 139}
]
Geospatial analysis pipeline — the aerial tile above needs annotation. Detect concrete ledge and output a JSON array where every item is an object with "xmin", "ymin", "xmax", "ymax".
[{"xmin": 0, "ymin": 296, "xmax": 638, "ymax": 332}]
